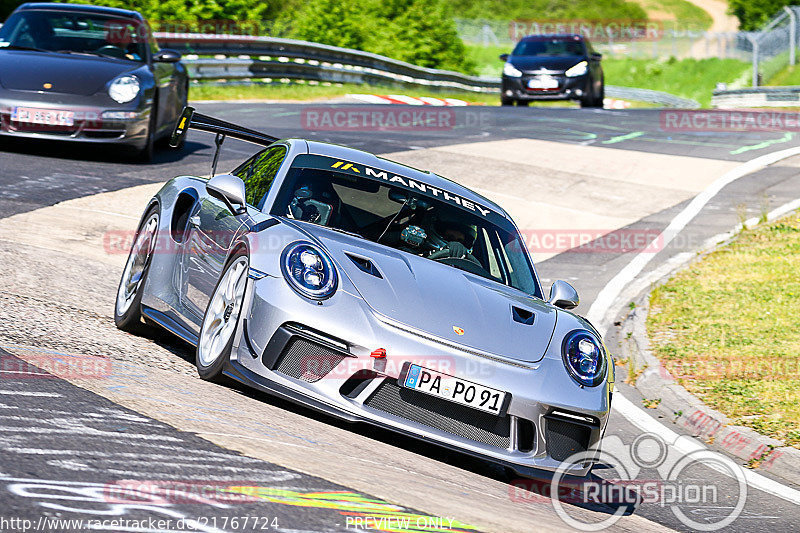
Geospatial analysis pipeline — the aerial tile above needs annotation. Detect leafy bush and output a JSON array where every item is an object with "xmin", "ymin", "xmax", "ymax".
[
  {"xmin": 728, "ymin": 0, "xmax": 788, "ymax": 31},
  {"xmin": 287, "ymin": 0, "xmax": 475, "ymax": 73},
  {"xmin": 443, "ymin": 0, "xmax": 647, "ymax": 21}
]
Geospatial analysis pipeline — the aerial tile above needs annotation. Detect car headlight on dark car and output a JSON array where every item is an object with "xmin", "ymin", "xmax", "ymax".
[
  {"xmin": 562, "ymin": 330, "xmax": 606, "ymax": 387},
  {"xmin": 109, "ymin": 75, "xmax": 140, "ymax": 103},
  {"xmin": 565, "ymin": 61, "xmax": 588, "ymax": 77},
  {"xmin": 503, "ymin": 62, "xmax": 522, "ymax": 77},
  {"xmin": 281, "ymin": 242, "xmax": 337, "ymax": 300}
]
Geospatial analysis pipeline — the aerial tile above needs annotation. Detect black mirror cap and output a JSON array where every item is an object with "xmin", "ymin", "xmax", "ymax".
[
  {"xmin": 154, "ymin": 49, "xmax": 182, "ymax": 63},
  {"xmin": 170, "ymin": 106, "xmax": 194, "ymax": 148}
]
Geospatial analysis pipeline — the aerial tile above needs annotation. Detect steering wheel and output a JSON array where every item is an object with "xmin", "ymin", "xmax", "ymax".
[{"xmin": 94, "ymin": 45, "xmax": 126, "ymax": 58}]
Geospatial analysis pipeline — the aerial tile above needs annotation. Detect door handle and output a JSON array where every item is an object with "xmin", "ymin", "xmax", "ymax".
[{"xmin": 189, "ymin": 215, "xmax": 201, "ymax": 227}]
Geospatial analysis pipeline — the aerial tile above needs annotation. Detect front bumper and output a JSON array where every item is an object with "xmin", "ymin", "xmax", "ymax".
[
  {"xmin": 0, "ymin": 89, "xmax": 150, "ymax": 148},
  {"xmin": 502, "ymin": 73, "xmax": 590, "ymax": 102},
  {"xmin": 228, "ymin": 275, "xmax": 611, "ymax": 477}
]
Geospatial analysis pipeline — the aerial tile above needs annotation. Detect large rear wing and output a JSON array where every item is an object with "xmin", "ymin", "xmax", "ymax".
[{"xmin": 169, "ymin": 106, "xmax": 279, "ymax": 148}]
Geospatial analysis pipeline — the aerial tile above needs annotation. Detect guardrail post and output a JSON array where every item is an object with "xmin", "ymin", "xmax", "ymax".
[{"xmin": 785, "ymin": 6, "xmax": 797, "ymax": 65}]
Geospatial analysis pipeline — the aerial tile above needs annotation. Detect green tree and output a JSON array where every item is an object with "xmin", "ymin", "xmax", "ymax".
[
  {"xmin": 288, "ymin": 0, "xmax": 475, "ymax": 73},
  {"xmin": 728, "ymin": 0, "xmax": 788, "ymax": 31},
  {"xmin": 285, "ymin": 0, "xmax": 372, "ymax": 50},
  {"xmin": 1, "ymin": 0, "xmax": 26, "ymax": 20},
  {"xmin": 370, "ymin": 0, "xmax": 474, "ymax": 72}
]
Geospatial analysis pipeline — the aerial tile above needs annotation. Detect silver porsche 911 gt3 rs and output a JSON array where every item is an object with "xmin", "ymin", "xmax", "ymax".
[{"xmin": 115, "ymin": 108, "xmax": 614, "ymax": 477}]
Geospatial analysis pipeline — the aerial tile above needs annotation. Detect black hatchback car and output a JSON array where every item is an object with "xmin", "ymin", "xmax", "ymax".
[
  {"xmin": 500, "ymin": 34, "xmax": 603, "ymax": 108},
  {"xmin": 0, "ymin": 3, "xmax": 188, "ymax": 160}
]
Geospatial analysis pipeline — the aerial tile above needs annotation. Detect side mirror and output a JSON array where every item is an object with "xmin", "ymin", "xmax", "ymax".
[
  {"xmin": 207, "ymin": 174, "xmax": 246, "ymax": 215},
  {"xmin": 499, "ymin": 53, "xmax": 509, "ymax": 61},
  {"xmin": 154, "ymin": 49, "xmax": 182, "ymax": 63},
  {"xmin": 590, "ymin": 52, "xmax": 602, "ymax": 60},
  {"xmin": 548, "ymin": 280, "xmax": 579, "ymax": 310}
]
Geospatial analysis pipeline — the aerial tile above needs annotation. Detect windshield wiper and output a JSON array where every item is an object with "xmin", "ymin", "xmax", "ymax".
[
  {"xmin": 1, "ymin": 44, "xmax": 49, "ymax": 52},
  {"xmin": 326, "ymin": 227, "xmax": 363, "ymax": 239},
  {"xmin": 56, "ymin": 50, "xmax": 119, "ymax": 59}
]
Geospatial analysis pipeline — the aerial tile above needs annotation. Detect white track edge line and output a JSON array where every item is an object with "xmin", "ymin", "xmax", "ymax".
[
  {"xmin": 597, "ymin": 146, "xmax": 800, "ymax": 506},
  {"xmin": 613, "ymin": 393, "xmax": 800, "ymax": 506}
]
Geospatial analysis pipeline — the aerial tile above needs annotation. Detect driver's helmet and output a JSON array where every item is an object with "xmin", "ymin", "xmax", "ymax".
[{"xmin": 430, "ymin": 211, "xmax": 477, "ymax": 249}]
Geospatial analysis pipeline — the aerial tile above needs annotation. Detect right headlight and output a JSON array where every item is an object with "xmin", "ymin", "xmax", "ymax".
[
  {"xmin": 281, "ymin": 242, "xmax": 337, "ymax": 300},
  {"xmin": 503, "ymin": 62, "xmax": 523, "ymax": 77},
  {"xmin": 108, "ymin": 75, "xmax": 141, "ymax": 104},
  {"xmin": 562, "ymin": 330, "xmax": 606, "ymax": 387},
  {"xmin": 565, "ymin": 61, "xmax": 588, "ymax": 77}
]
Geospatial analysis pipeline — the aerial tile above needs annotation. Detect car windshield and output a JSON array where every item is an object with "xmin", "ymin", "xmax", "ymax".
[
  {"xmin": 0, "ymin": 10, "xmax": 147, "ymax": 62},
  {"xmin": 270, "ymin": 154, "xmax": 541, "ymax": 297},
  {"xmin": 512, "ymin": 38, "xmax": 585, "ymax": 57}
]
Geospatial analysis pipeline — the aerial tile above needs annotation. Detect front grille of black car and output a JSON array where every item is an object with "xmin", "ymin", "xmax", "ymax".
[
  {"xmin": 273, "ymin": 337, "xmax": 346, "ymax": 383},
  {"xmin": 364, "ymin": 379, "xmax": 511, "ymax": 449},
  {"xmin": 546, "ymin": 417, "xmax": 592, "ymax": 462}
]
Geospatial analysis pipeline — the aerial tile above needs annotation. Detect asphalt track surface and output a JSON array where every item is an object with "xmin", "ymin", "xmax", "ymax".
[{"xmin": 1, "ymin": 103, "xmax": 800, "ymax": 532}]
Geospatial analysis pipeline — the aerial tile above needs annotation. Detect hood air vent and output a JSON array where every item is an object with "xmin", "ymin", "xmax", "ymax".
[{"xmin": 345, "ymin": 253, "xmax": 383, "ymax": 279}]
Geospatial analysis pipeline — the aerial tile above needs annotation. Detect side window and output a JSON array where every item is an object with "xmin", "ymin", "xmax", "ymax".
[{"xmin": 239, "ymin": 145, "xmax": 288, "ymax": 208}]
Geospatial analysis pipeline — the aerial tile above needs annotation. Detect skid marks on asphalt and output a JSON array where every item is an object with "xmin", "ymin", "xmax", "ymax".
[{"xmin": 0, "ymin": 349, "xmax": 479, "ymax": 533}]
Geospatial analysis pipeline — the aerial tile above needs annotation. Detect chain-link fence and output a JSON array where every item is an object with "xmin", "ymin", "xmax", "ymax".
[
  {"xmin": 742, "ymin": 7, "xmax": 800, "ymax": 87},
  {"xmin": 457, "ymin": 11, "xmax": 800, "ymax": 87},
  {"xmin": 454, "ymin": 18, "xmax": 749, "ymax": 62}
]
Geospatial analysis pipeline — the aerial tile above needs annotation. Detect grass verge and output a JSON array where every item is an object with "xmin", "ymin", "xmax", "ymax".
[
  {"xmin": 647, "ymin": 212, "xmax": 800, "ymax": 448},
  {"xmin": 602, "ymin": 57, "xmax": 750, "ymax": 107},
  {"xmin": 767, "ymin": 62, "xmax": 800, "ymax": 87},
  {"xmin": 189, "ymin": 82, "xmax": 501, "ymax": 105}
]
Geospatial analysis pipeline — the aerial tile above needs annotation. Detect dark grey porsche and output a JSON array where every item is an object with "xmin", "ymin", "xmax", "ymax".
[{"xmin": 0, "ymin": 3, "xmax": 188, "ymax": 160}]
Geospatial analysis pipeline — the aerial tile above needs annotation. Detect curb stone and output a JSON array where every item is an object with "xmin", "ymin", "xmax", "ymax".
[{"xmin": 617, "ymin": 231, "xmax": 800, "ymax": 487}]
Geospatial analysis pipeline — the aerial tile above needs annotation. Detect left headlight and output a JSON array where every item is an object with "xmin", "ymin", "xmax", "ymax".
[
  {"xmin": 108, "ymin": 75, "xmax": 141, "ymax": 104},
  {"xmin": 565, "ymin": 61, "xmax": 588, "ymax": 78},
  {"xmin": 562, "ymin": 330, "xmax": 606, "ymax": 387},
  {"xmin": 281, "ymin": 242, "xmax": 337, "ymax": 300}
]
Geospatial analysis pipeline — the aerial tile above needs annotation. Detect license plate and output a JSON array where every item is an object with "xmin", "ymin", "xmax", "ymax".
[
  {"xmin": 11, "ymin": 107, "xmax": 75, "ymax": 126},
  {"xmin": 527, "ymin": 76, "xmax": 559, "ymax": 90},
  {"xmin": 401, "ymin": 364, "xmax": 508, "ymax": 415}
]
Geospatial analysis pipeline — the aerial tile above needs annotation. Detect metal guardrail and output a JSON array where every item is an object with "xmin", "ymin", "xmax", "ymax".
[
  {"xmin": 157, "ymin": 33, "xmax": 700, "ymax": 107},
  {"xmin": 712, "ymin": 86, "xmax": 800, "ymax": 107},
  {"xmin": 606, "ymin": 86, "xmax": 700, "ymax": 108},
  {"xmin": 156, "ymin": 33, "xmax": 499, "ymax": 93}
]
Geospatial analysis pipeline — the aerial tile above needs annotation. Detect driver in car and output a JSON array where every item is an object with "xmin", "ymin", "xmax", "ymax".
[{"xmin": 430, "ymin": 214, "xmax": 478, "ymax": 259}]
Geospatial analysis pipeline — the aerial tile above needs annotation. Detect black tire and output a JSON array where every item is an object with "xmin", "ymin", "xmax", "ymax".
[
  {"xmin": 516, "ymin": 100, "xmax": 530, "ymax": 107},
  {"xmin": 114, "ymin": 206, "xmax": 159, "ymax": 334},
  {"xmin": 580, "ymin": 77, "xmax": 595, "ymax": 108},
  {"xmin": 196, "ymin": 249, "xmax": 249, "ymax": 384},
  {"xmin": 501, "ymin": 97, "xmax": 514, "ymax": 106},
  {"xmin": 137, "ymin": 107, "xmax": 156, "ymax": 162},
  {"xmin": 594, "ymin": 82, "xmax": 605, "ymax": 108}
]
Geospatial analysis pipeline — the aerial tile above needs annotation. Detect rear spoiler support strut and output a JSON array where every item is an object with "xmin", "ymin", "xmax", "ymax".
[{"xmin": 169, "ymin": 106, "xmax": 280, "ymax": 176}]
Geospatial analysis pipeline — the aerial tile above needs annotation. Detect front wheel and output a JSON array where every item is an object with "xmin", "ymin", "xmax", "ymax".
[
  {"xmin": 136, "ymin": 107, "xmax": 156, "ymax": 162},
  {"xmin": 196, "ymin": 252, "xmax": 249, "ymax": 383},
  {"xmin": 115, "ymin": 207, "xmax": 159, "ymax": 333},
  {"xmin": 501, "ymin": 97, "xmax": 514, "ymax": 106}
]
